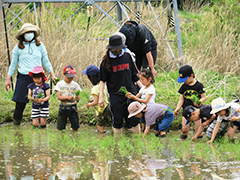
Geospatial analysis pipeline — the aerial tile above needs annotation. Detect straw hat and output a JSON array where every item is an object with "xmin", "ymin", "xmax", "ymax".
[
  {"xmin": 16, "ymin": 23, "xmax": 40, "ymax": 40},
  {"xmin": 128, "ymin": 101, "xmax": 147, "ymax": 118},
  {"xmin": 210, "ymin": 98, "xmax": 230, "ymax": 114}
]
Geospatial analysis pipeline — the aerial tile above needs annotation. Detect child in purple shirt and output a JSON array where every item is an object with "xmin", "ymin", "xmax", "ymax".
[{"xmin": 128, "ymin": 101, "xmax": 174, "ymax": 137}]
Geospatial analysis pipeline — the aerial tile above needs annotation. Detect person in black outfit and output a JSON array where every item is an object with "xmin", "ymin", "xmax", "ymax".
[
  {"xmin": 98, "ymin": 34, "xmax": 142, "ymax": 135},
  {"xmin": 182, "ymin": 105, "xmax": 217, "ymax": 141},
  {"xmin": 119, "ymin": 20, "xmax": 158, "ymax": 77}
]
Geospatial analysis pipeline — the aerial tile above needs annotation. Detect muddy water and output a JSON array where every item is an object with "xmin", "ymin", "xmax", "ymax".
[{"xmin": 0, "ymin": 124, "xmax": 240, "ymax": 180}]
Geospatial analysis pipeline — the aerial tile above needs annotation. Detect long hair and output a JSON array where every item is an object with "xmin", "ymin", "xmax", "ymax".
[
  {"xmin": 102, "ymin": 49, "xmax": 112, "ymax": 72},
  {"xmin": 18, "ymin": 32, "xmax": 41, "ymax": 49}
]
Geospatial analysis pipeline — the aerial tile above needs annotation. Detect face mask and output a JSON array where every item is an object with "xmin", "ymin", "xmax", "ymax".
[
  {"xmin": 24, "ymin": 32, "xmax": 34, "ymax": 42},
  {"xmin": 111, "ymin": 50, "xmax": 122, "ymax": 57}
]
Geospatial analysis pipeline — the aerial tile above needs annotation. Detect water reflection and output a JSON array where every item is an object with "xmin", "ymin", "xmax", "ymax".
[
  {"xmin": 1, "ymin": 126, "xmax": 240, "ymax": 180},
  {"xmin": 128, "ymin": 158, "xmax": 170, "ymax": 179},
  {"xmin": 54, "ymin": 161, "xmax": 82, "ymax": 179},
  {"xmin": 5, "ymin": 130, "xmax": 55, "ymax": 179},
  {"xmin": 88, "ymin": 149, "xmax": 111, "ymax": 180}
]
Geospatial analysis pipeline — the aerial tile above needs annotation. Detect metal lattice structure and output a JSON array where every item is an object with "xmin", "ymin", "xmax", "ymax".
[{"xmin": 1, "ymin": 0, "xmax": 183, "ymax": 88}]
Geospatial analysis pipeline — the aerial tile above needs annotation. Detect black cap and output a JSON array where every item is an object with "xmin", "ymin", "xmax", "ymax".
[
  {"xmin": 177, "ymin": 65, "xmax": 194, "ymax": 83},
  {"xmin": 119, "ymin": 23, "xmax": 136, "ymax": 46},
  {"xmin": 182, "ymin": 105, "xmax": 196, "ymax": 125},
  {"xmin": 106, "ymin": 34, "xmax": 127, "ymax": 50}
]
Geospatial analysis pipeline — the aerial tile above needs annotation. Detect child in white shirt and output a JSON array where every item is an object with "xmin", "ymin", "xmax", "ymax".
[{"xmin": 127, "ymin": 68, "xmax": 155, "ymax": 131}]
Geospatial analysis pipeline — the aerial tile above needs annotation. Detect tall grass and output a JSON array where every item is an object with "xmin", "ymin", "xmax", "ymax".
[
  {"xmin": 0, "ymin": 2, "xmax": 188, "ymax": 82},
  {"xmin": 1, "ymin": 1, "xmax": 239, "ymax": 87},
  {"xmin": 0, "ymin": 1, "xmax": 239, "ymax": 124},
  {"xmin": 181, "ymin": 8, "xmax": 240, "ymax": 74}
]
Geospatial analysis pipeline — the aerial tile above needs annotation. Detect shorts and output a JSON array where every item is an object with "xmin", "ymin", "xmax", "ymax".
[
  {"xmin": 96, "ymin": 105, "xmax": 112, "ymax": 126},
  {"xmin": 31, "ymin": 108, "xmax": 49, "ymax": 119},
  {"xmin": 232, "ymin": 121, "xmax": 240, "ymax": 129},
  {"xmin": 206, "ymin": 120, "xmax": 229, "ymax": 139},
  {"xmin": 57, "ymin": 105, "xmax": 79, "ymax": 130}
]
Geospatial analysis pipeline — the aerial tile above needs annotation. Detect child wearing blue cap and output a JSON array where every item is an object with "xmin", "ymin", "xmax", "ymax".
[
  {"xmin": 174, "ymin": 65, "xmax": 206, "ymax": 139},
  {"xmin": 82, "ymin": 65, "xmax": 111, "ymax": 133}
]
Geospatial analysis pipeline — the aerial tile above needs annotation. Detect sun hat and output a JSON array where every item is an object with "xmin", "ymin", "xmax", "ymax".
[
  {"xmin": 29, "ymin": 65, "xmax": 47, "ymax": 81},
  {"xmin": 106, "ymin": 34, "xmax": 127, "ymax": 50},
  {"xmin": 82, "ymin": 65, "xmax": 99, "ymax": 76},
  {"xmin": 16, "ymin": 23, "xmax": 41, "ymax": 40},
  {"xmin": 63, "ymin": 65, "xmax": 77, "ymax": 78},
  {"xmin": 128, "ymin": 101, "xmax": 147, "ymax": 118},
  {"xmin": 113, "ymin": 32, "xmax": 127, "ymax": 44},
  {"xmin": 210, "ymin": 98, "xmax": 231, "ymax": 114},
  {"xmin": 177, "ymin": 65, "xmax": 194, "ymax": 83},
  {"xmin": 182, "ymin": 105, "xmax": 197, "ymax": 125}
]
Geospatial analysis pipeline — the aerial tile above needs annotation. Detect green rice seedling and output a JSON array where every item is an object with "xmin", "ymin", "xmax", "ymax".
[
  {"xmin": 26, "ymin": 95, "xmax": 32, "ymax": 99},
  {"xmin": 55, "ymin": 78, "xmax": 60, "ymax": 83},
  {"xmin": 37, "ymin": 93, "xmax": 44, "ymax": 99},
  {"xmin": 76, "ymin": 90, "xmax": 81, "ymax": 96},
  {"xmin": 118, "ymin": 86, "xmax": 129, "ymax": 96},
  {"xmin": 118, "ymin": 86, "xmax": 131, "ymax": 106},
  {"xmin": 190, "ymin": 94, "xmax": 201, "ymax": 104}
]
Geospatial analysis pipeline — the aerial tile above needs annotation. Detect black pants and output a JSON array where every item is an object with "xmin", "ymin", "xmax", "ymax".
[
  {"xmin": 13, "ymin": 102, "xmax": 27, "ymax": 125},
  {"xmin": 136, "ymin": 48, "xmax": 157, "ymax": 70},
  {"xmin": 109, "ymin": 94, "xmax": 139, "ymax": 129}
]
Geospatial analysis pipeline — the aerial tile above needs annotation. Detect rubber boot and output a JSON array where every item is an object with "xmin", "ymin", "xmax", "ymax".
[{"xmin": 13, "ymin": 119, "xmax": 22, "ymax": 126}]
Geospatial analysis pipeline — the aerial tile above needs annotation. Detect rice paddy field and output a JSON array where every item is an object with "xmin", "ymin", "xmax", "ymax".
[
  {"xmin": 0, "ymin": 124, "xmax": 240, "ymax": 179},
  {"xmin": 0, "ymin": 0, "xmax": 240, "ymax": 179}
]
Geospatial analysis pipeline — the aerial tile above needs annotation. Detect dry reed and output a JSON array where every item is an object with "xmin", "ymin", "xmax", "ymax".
[{"xmin": 0, "ymin": 1, "xmax": 239, "ymax": 90}]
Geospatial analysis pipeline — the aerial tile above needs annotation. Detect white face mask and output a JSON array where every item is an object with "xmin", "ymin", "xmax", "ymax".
[{"xmin": 24, "ymin": 32, "xmax": 34, "ymax": 42}]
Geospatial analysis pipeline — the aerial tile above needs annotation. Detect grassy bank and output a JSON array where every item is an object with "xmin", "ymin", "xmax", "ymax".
[
  {"xmin": 0, "ymin": 0, "xmax": 239, "ymax": 128},
  {"xmin": 1, "ymin": 69, "xmax": 239, "ymax": 129}
]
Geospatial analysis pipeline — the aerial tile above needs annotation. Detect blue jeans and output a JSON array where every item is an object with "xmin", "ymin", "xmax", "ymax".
[
  {"xmin": 154, "ymin": 107, "xmax": 174, "ymax": 132},
  {"xmin": 57, "ymin": 105, "xmax": 79, "ymax": 130}
]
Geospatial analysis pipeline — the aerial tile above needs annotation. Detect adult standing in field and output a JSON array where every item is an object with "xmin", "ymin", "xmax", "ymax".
[
  {"xmin": 119, "ymin": 20, "xmax": 158, "ymax": 77},
  {"xmin": 5, "ymin": 23, "xmax": 56, "ymax": 126},
  {"xmin": 98, "ymin": 34, "xmax": 142, "ymax": 135}
]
